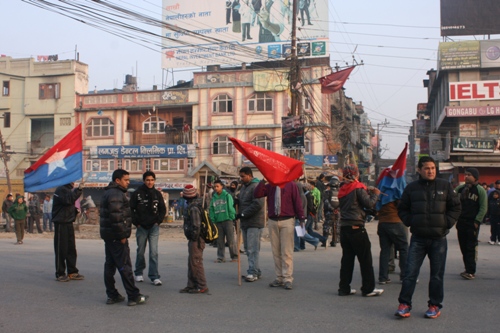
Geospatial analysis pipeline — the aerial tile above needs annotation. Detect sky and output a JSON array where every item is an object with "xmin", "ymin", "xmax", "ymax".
[{"xmin": 2, "ymin": 0, "xmax": 446, "ymax": 159}]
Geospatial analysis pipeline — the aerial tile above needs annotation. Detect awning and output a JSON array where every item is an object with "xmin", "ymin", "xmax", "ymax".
[
  {"xmin": 451, "ymin": 162, "xmax": 500, "ymax": 168},
  {"xmin": 188, "ymin": 160, "xmax": 221, "ymax": 177}
]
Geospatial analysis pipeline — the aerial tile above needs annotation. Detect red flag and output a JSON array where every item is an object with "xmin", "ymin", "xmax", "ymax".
[
  {"xmin": 319, "ymin": 66, "xmax": 355, "ymax": 94},
  {"xmin": 229, "ymin": 137, "xmax": 304, "ymax": 188}
]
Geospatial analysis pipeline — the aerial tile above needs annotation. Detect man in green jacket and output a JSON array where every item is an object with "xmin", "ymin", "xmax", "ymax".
[
  {"xmin": 209, "ymin": 180, "xmax": 237, "ymax": 263},
  {"xmin": 9, "ymin": 195, "xmax": 27, "ymax": 244}
]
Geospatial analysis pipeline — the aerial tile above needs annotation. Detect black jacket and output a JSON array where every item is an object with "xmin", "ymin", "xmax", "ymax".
[
  {"xmin": 398, "ymin": 177, "xmax": 461, "ymax": 239},
  {"xmin": 100, "ymin": 182, "xmax": 132, "ymax": 241},
  {"xmin": 339, "ymin": 186, "xmax": 378, "ymax": 227},
  {"xmin": 52, "ymin": 184, "xmax": 83, "ymax": 224},
  {"xmin": 238, "ymin": 178, "xmax": 265, "ymax": 229},
  {"xmin": 130, "ymin": 184, "xmax": 167, "ymax": 229}
]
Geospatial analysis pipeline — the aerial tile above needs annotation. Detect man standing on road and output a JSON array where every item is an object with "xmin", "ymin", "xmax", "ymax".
[
  {"xmin": 395, "ymin": 156, "xmax": 461, "ymax": 319},
  {"xmin": 43, "ymin": 195, "xmax": 53, "ymax": 232},
  {"xmin": 237, "ymin": 167, "xmax": 265, "ymax": 282},
  {"xmin": 454, "ymin": 168, "xmax": 487, "ymax": 280},
  {"xmin": 2, "ymin": 193, "xmax": 14, "ymax": 232},
  {"xmin": 130, "ymin": 171, "xmax": 167, "ymax": 286},
  {"xmin": 100, "ymin": 169, "xmax": 148, "ymax": 306},
  {"xmin": 52, "ymin": 182, "xmax": 84, "ymax": 282}
]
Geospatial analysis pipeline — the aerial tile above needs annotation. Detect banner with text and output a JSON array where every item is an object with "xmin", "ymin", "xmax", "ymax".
[{"xmin": 91, "ymin": 144, "xmax": 195, "ymax": 159}]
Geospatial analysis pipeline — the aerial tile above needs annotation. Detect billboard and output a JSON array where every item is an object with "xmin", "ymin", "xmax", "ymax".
[
  {"xmin": 162, "ymin": 0, "xmax": 329, "ymax": 68},
  {"xmin": 440, "ymin": 0, "xmax": 500, "ymax": 36},
  {"xmin": 282, "ymin": 115, "xmax": 304, "ymax": 149},
  {"xmin": 446, "ymin": 106, "xmax": 500, "ymax": 117},
  {"xmin": 449, "ymin": 80, "xmax": 500, "ymax": 101}
]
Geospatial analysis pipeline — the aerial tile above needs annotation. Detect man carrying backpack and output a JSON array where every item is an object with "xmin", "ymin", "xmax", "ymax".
[{"xmin": 180, "ymin": 185, "xmax": 209, "ymax": 294}]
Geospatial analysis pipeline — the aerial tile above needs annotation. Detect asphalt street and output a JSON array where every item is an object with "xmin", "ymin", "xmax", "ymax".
[{"xmin": 0, "ymin": 222, "xmax": 498, "ymax": 333}]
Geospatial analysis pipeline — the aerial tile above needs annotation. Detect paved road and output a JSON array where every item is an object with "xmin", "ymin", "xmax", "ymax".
[{"xmin": 1, "ymin": 222, "xmax": 498, "ymax": 333}]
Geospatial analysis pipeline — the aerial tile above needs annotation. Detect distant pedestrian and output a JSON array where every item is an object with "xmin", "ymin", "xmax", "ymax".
[
  {"xmin": 28, "ymin": 193, "xmax": 43, "ymax": 234},
  {"xmin": 8, "ymin": 195, "xmax": 27, "ymax": 244},
  {"xmin": 43, "ymin": 195, "xmax": 53, "ymax": 232},
  {"xmin": 210, "ymin": 180, "xmax": 237, "ymax": 263},
  {"xmin": 487, "ymin": 189, "xmax": 500, "ymax": 244},
  {"xmin": 2, "ymin": 193, "xmax": 14, "ymax": 232}
]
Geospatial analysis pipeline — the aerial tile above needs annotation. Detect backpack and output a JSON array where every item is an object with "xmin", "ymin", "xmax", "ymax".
[{"xmin": 184, "ymin": 203, "xmax": 219, "ymax": 243}]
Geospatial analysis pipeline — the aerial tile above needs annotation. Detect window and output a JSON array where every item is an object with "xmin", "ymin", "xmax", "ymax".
[
  {"xmin": 145, "ymin": 159, "xmax": 151, "ymax": 171},
  {"xmin": 124, "ymin": 159, "xmax": 143, "ymax": 171},
  {"xmin": 153, "ymin": 158, "xmax": 185, "ymax": 171},
  {"xmin": 85, "ymin": 159, "xmax": 115, "ymax": 172},
  {"xmin": 2, "ymin": 81, "xmax": 9, "ymax": 96},
  {"xmin": 187, "ymin": 158, "xmax": 194, "ymax": 169},
  {"xmin": 86, "ymin": 118, "xmax": 115, "ymax": 137},
  {"xmin": 143, "ymin": 116, "xmax": 166, "ymax": 134},
  {"xmin": 117, "ymin": 159, "xmax": 123, "ymax": 169},
  {"xmin": 304, "ymin": 137, "xmax": 311, "ymax": 154},
  {"xmin": 213, "ymin": 136, "xmax": 233, "ymax": 155},
  {"xmin": 60, "ymin": 117, "xmax": 71, "ymax": 126},
  {"xmin": 252, "ymin": 135, "xmax": 272, "ymax": 150},
  {"xmin": 3, "ymin": 112, "xmax": 10, "ymax": 128},
  {"xmin": 212, "ymin": 94, "xmax": 233, "ymax": 113},
  {"xmin": 39, "ymin": 83, "xmax": 60, "ymax": 99},
  {"xmin": 303, "ymin": 95, "xmax": 311, "ymax": 110},
  {"xmin": 248, "ymin": 93, "xmax": 273, "ymax": 112}
]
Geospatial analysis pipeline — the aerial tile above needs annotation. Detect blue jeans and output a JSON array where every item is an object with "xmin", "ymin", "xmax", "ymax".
[
  {"xmin": 294, "ymin": 219, "xmax": 319, "ymax": 251},
  {"xmin": 306, "ymin": 215, "xmax": 327, "ymax": 245},
  {"xmin": 43, "ymin": 213, "xmax": 53, "ymax": 232},
  {"xmin": 134, "ymin": 224, "xmax": 160, "ymax": 281},
  {"xmin": 377, "ymin": 222, "xmax": 408, "ymax": 282},
  {"xmin": 242, "ymin": 227, "xmax": 263, "ymax": 277},
  {"xmin": 398, "ymin": 235, "xmax": 447, "ymax": 308}
]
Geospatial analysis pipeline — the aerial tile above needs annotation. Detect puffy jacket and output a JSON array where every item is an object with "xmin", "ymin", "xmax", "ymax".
[
  {"xmin": 8, "ymin": 197, "xmax": 27, "ymax": 220},
  {"xmin": 238, "ymin": 178, "xmax": 265, "ymax": 229},
  {"xmin": 487, "ymin": 190, "xmax": 500, "ymax": 218},
  {"xmin": 398, "ymin": 177, "xmax": 461, "ymax": 239},
  {"xmin": 130, "ymin": 184, "xmax": 167, "ymax": 229},
  {"xmin": 52, "ymin": 184, "xmax": 83, "ymax": 224},
  {"xmin": 100, "ymin": 182, "xmax": 132, "ymax": 241},
  {"xmin": 209, "ymin": 189, "xmax": 236, "ymax": 223},
  {"xmin": 339, "ymin": 181, "xmax": 378, "ymax": 227}
]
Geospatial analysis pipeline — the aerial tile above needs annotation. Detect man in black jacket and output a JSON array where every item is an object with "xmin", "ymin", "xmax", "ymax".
[
  {"xmin": 395, "ymin": 156, "xmax": 461, "ymax": 319},
  {"xmin": 52, "ymin": 182, "xmax": 84, "ymax": 282},
  {"xmin": 130, "ymin": 171, "xmax": 167, "ymax": 286},
  {"xmin": 100, "ymin": 169, "xmax": 148, "ymax": 306}
]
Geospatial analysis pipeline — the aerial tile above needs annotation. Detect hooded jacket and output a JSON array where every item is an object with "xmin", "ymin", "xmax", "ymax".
[
  {"xmin": 209, "ymin": 189, "xmax": 236, "ymax": 223},
  {"xmin": 100, "ymin": 181, "xmax": 132, "ymax": 241},
  {"xmin": 338, "ymin": 180, "xmax": 378, "ymax": 227},
  {"xmin": 130, "ymin": 183, "xmax": 167, "ymax": 229},
  {"xmin": 238, "ymin": 177, "xmax": 265, "ymax": 229},
  {"xmin": 52, "ymin": 183, "xmax": 83, "ymax": 224},
  {"xmin": 8, "ymin": 196, "xmax": 27, "ymax": 220}
]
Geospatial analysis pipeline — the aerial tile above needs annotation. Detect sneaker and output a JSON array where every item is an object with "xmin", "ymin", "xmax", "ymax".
[
  {"xmin": 283, "ymin": 282, "xmax": 293, "ymax": 290},
  {"xmin": 425, "ymin": 305, "xmax": 441, "ymax": 319},
  {"xmin": 379, "ymin": 279, "xmax": 391, "ymax": 285},
  {"xmin": 363, "ymin": 288, "xmax": 384, "ymax": 297},
  {"xmin": 68, "ymin": 273, "xmax": 85, "ymax": 280},
  {"xmin": 179, "ymin": 287, "xmax": 193, "ymax": 293},
  {"xmin": 269, "ymin": 279, "xmax": 284, "ymax": 287},
  {"xmin": 152, "ymin": 279, "xmax": 162, "ymax": 286},
  {"xmin": 188, "ymin": 287, "xmax": 209, "ymax": 294},
  {"xmin": 106, "ymin": 294, "xmax": 125, "ymax": 305},
  {"xmin": 135, "ymin": 275, "xmax": 144, "ymax": 282},
  {"xmin": 488, "ymin": 240, "xmax": 496, "ymax": 245},
  {"xmin": 460, "ymin": 272, "xmax": 475, "ymax": 280},
  {"xmin": 395, "ymin": 303, "xmax": 411, "ymax": 318},
  {"xmin": 127, "ymin": 294, "xmax": 149, "ymax": 306},
  {"xmin": 338, "ymin": 289, "xmax": 356, "ymax": 296},
  {"xmin": 245, "ymin": 274, "xmax": 257, "ymax": 282},
  {"xmin": 56, "ymin": 275, "xmax": 70, "ymax": 282}
]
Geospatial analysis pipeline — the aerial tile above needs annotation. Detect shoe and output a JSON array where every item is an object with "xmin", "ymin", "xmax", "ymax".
[
  {"xmin": 330, "ymin": 242, "xmax": 336, "ymax": 247},
  {"xmin": 269, "ymin": 279, "xmax": 284, "ymax": 287},
  {"xmin": 245, "ymin": 274, "xmax": 257, "ymax": 282},
  {"xmin": 488, "ymin": 240, "xmax": 496, "ymax": 245},
  {"xmin": 179, "ymin": 287, "xmax": 193, "ymax": 293},
  {"xmin": 188, "ymin": 287, "xmax": 209, "ymax": 294},
  {"xmin": 314, "ymin": 244, "xmax": 318, "ymax": 251},
  {"xmin": 68, "ymin": 273, "xmax": 85, "ymax": 280},
  {"xmin": 230, "ymin": 258, "xmax": 238, "ymax": 262},
  {"xmin": 379, "ymin": 279, "xmax": 391, "ymax": 285},
  {"xmin": 460, "ymin": 272, "xmax": 475, "ymax": 280},
  {"xmin": 363, "ymin": 288, "xmax": 384, "ymax": 297},
  {"xmin": 106, "ymin": 294, "xmax": 125, "ymax": 305},
  {"xmin": 425, "ymin": 305, "xmax": 441, "ymax": 319},
  {"xmin": 152, "ymin": 279, "xmax": 162, "ymax": 286},
  {"xmin": 395, "ymin": 303, "xmax": 411, "ymax": 318},
  {"xmin": 56, "ymin": 275, "xmax": 70, "ymax": 282},
  {"xmin": 127, "ymin": 294, "xmax": 149, "ymax": 306},
  {"xmin": 283, "ymin": 282, "xmax": 293, "ymax": 290},
  {"xmin": 214, "ymin": 258, "xmax": 226, "ymax": 263},
  {"xmin": 135, "ymin": 275, "xmax": 144, "ymax": 282},
  {"xmin": 338, "ymin": 289, "xmax": 356, "ymax": 296}
]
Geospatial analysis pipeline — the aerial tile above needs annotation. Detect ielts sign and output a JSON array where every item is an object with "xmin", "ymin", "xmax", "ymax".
[{"xmin": 449, "ymin": 80, "xmax": 500, "ymax": 101}]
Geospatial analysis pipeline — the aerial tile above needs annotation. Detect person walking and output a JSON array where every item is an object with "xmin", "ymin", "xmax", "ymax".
[
  {"xmin": 454, "ymin": 168, "xmax": 487, "ymax": 280},
  {"xmin": 8, "ymin": 195, "xmax": 27, "ymax": 244},
  {"xmin": 52, "ymin": 183, "xmax": 84, "ymax": 282},
  {"xmin": 100, "ymin": 169, "xmax": 148, "ymax": 306},
  {"xmin": 130, "ymin": 171, "xmax": 167, "ymax": 286},
  {"xmin": 2, "ymin": 193, "xmax": 14, "ymax": 233},
  {"xmin": 28, "ymin": 193, "xmax": 43, "ymax": 234},
  {"xmin": 395, "ymin": 156, "xmax": 461, "ymax": 319}
]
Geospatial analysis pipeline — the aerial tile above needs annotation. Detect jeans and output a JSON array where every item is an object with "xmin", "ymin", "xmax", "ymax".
[
  {"xmin": 294, "ymin": 219, "xmax": 319, "ymax": 251},
  {"xmin": 398, "ymin": 235, "xmax": 447, "ymax": 308},
  {"xmin": 216, "ymin": 220, "xmax": 238, "ymax": 260},
  {"xmin": 134, "ymin": 224, "xmax": 160, "ymax": 281},
  {"xmin": 338, "ymin": 226, "xmax": 376, "ymax": 295},
  {"xmin": 457, "ymin": 222, "xmax": 479, "ymax": 274},
  {"xmin": 105, "ymin": 239, "xmax": 140, "ymax": 300},
  {"xmin": 268, "ymin": 218, "xmax": 295, "ymax": 283},
  {"xmin": 242, "ymin": 227, "xmax": 263, "ymax": 276},
  {"xmin": 3, "ymin": 214, "xmax": 12, "ymax": 232},
  {"xmin": 377, "ymin": 222, "xmax": 408, "ymax": 282},
  {"xmin": 306, "ymin": 215, "xmax": 327, "ymax": 245},
  {"xmin": 43, "ymin": 213, "xmax": 53, "ymax": 232}
]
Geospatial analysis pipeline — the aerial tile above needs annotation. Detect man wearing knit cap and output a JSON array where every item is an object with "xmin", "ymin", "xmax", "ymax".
[
  {"xmin": 180, "ymin": 184, "xmax": 209, "ymax": 294},
  {"xmin": 455, "ymin": 168, "xmax": 488, "ymax": 280}
]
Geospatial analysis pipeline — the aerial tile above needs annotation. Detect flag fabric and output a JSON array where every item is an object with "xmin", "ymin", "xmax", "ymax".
[
  {"xmin": 229, "ymin": 137, "xmax": 304, "ymax": 188},
  {"xmin": 376, "ymin": 143, "xmax": 408, "ymax": 210},
  {"xmin": 24, "ymin": 124, "xmax": 83, "ymax": 192},
  {"xmin": 319, "ymin": 66, "xmax": 355, "ymax": 94}
]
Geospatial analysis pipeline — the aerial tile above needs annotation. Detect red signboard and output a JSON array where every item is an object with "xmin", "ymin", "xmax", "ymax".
[{"xmin": 449, "ymin": 81, "xmax": 500, "ymax": 101}]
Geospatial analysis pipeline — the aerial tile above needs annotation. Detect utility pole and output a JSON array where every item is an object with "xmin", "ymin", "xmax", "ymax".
[
  {"xmin": 375, "ymin": 119, "xmax": 390, "ymax": 177},
  {"xmin": 0, "ymin": 128, "xmax": 12, "ymax": 195},
  {"xmin": 288, "ymin": 0, "xmax": 300, "ymax": 160}
]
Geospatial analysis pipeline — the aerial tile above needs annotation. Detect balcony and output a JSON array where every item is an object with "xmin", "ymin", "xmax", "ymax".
[{"xmin": 130, "ymin": 129, "xmax": 194, "ymax": 145}]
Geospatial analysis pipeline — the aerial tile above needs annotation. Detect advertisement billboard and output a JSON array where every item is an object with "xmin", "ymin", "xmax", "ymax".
[
  {"xmin": 449, "ymin": 80, "xmax": 500, "ymax": 101},
  {"xmin": 440, "ymin": 0, "xmax": 500, "ymax": 36},
  {"xmin": 446, "ymin": 106, "xmax": 500, "ymax": 117},
  {"xmin": 162, "ymin": 0, "xmax": 329, "ymax": 68},
  {"xmin": 438, "ymin": 41, "xmax": 481, "ymax": 70},
  {"xmin": 282, "ymin": 115, "xmax": 304, "ymax": 149}
]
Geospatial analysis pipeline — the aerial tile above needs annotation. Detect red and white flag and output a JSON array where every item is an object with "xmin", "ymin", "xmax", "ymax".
[
  {"xmin": 319, "ymin": 66, "xmax": 355, "ymax": 94},
  {"xmin": 229, "ymin": 137, "xmax": 304, "ymax": 188}
]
